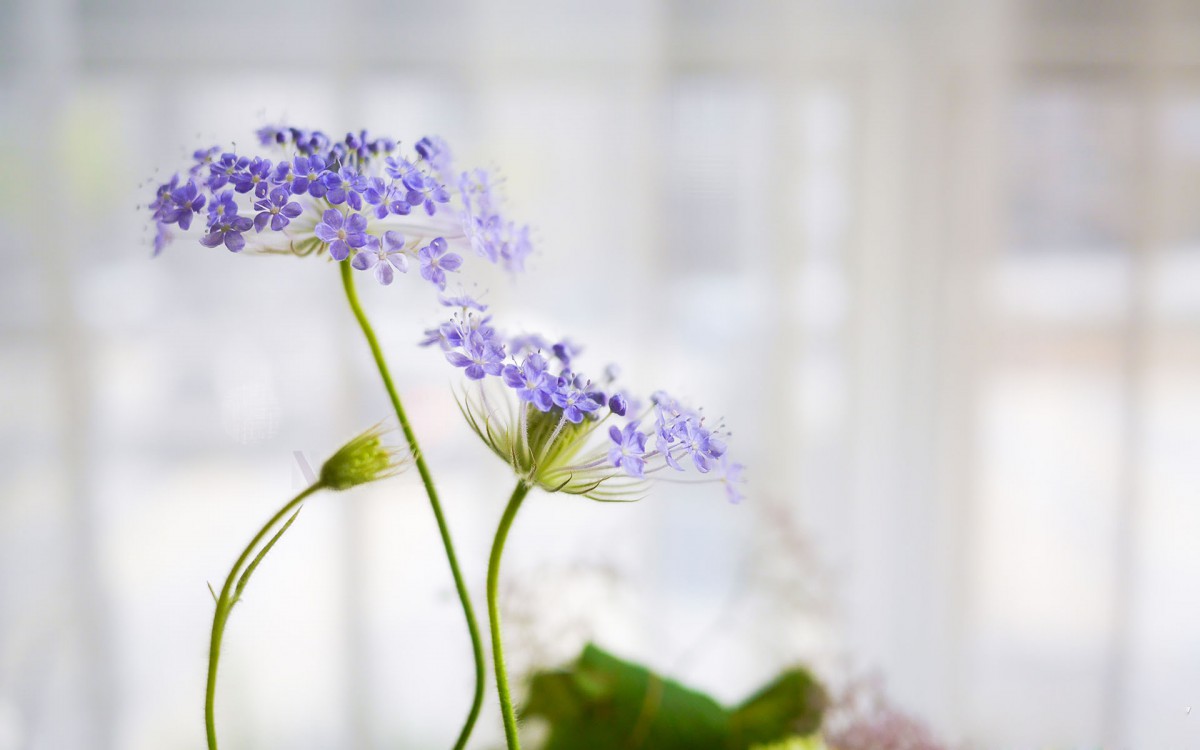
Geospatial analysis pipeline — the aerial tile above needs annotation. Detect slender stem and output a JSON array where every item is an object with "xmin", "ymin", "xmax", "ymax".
[
  {"xmin": 488, "ymin": 481, "xmax": 531, "ymax": 750},
  {"xmin": 338, "ymin": 261, "xmax": 486, "ymax": 750},
  {"xmin": 206, "ymin": 483, "xmax": 320, "ymax": 750}
]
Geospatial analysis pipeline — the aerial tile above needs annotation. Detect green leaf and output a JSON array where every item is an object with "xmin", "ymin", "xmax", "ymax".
[
  {"xmin": 729, "ymin": 668, "xmax": 827, "ymax": 746},
  {"xmin": 523, "ymin": 643, "xmax": 826, "ymax": 750}
]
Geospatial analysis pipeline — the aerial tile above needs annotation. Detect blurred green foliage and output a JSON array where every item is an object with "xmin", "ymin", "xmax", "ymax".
[{"xmin": 523, "ymin": 643, "xmax": 826, "ymax": 750}]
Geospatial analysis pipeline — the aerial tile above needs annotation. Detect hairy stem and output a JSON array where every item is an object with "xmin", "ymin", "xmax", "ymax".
[
  {"xmin": 206, "ymin": 483, "xmax": 320, "ymax": 750},
  {"xmin": 488, "ymin": 481, "xmax": 531, "ymax": 750},
  {"xmin": 339, "ymin": 261, "xmax": 486, "ymax": 750}
]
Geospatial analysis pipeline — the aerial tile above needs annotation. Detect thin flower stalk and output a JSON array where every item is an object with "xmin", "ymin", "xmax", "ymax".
[
  {"xmin": 339, "ymin": 262, "xmax": 487, "ymax": 750},
  {"xmin": 205, "ymin": 425, "xmax": 404, "ymax": 750}
]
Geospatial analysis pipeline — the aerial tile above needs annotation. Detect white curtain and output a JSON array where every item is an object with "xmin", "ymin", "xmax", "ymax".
[{"xmin": 2, "ymin": 0, "xmax": 1198, "ymax": 747}]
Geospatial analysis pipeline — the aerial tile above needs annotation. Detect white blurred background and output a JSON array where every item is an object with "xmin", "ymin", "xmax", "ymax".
[{"xmin": 2, "ymin": 0, "xmax": 1200, "ymax": 748}]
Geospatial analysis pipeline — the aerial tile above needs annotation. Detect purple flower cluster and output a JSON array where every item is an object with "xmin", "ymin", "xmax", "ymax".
[
  {"xmin": 429, "ymin": 313, "xmax": 744, "ymax": 502},
  {"xmin": 826, "ymin": 711, "xmax": 947, "ymax": 750},
  {"xmin": 459, "ymin": 169, "xmax": 534, "ymax": 273},
  {"xmin": 150, "ymin": 124, "xmax": 745, "ymax": 504},
  {"xmin": 149, "ymin": 125, "xmax": 533, "ymax": 287},
  {"xmin": 824, "ymin": 678, "xmax": 949, "ymax": 750}
]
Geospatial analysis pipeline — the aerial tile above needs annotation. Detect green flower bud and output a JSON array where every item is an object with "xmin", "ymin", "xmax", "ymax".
[{"xmin": 319, "ymin": 424, "xmax": 406, "ymax": 491}]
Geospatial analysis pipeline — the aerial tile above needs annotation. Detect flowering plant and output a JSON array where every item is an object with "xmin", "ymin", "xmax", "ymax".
[
  {"xmin": 149, "ymin": 125, "xmax": 749, "ymax": 750},
  {"xmin": 427, "ymin": 309, "xmax": 743, "ymax": 502},
  {"xmin": 151, "ymin": 125, "xmax": 537, "ymax": 750},
  {"xmin": 422, "ymin": 306, "xmax": 744, "ymax": 747},
  {"xmin": 151, "ymin": 126, "xmax": 531, "ymax": 281}
]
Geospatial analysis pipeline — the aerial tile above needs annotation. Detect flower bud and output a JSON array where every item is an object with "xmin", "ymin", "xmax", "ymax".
[
  {"xmin": 319, "ymin": 424, "xmax": 405, "ymax": 491},
  {"xmin": 608, "ymin": 394, "xmax": 627, "ymax": 417}
]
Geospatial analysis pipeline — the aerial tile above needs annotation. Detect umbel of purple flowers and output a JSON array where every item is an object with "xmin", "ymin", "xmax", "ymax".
[
  {"xmin": 426, "ymin": 306, "xmax": 745, "ymax": 503},
  {"xmin": 149, "ymin": 126, "xmax": 533, "ymax": 289}
]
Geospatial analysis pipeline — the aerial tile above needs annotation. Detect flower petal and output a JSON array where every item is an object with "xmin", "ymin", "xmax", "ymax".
[
  {"xmin": 351, "ymin": 251, "xmax": 375, "ymax": 270},
  {"xmin": 375, "ymin": 263, "xmax": 394, "ymax": 285}
]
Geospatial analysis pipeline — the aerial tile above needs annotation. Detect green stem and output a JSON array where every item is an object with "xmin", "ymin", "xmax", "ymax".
[
  {"xmin": 338, "ymin": 261, "xmax": 486, "ymax": 750},
  {"xmin": 488, "ymin": 481, "xmax": 531, "ymax": 750},
  {"xmin": 206, "ymin": 483, "xmax": 320, "ymax": 750}
]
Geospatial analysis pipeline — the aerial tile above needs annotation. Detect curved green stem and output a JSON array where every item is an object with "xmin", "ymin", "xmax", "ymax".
[
  {"xmin": 488, "ymin": 481, "xmax": 531, "ymax": 750},
  {"xmin": 339, "ymin": 261, "xmax": 486, "ymax": 750},
  {"xmin": 206, "ymin": 483, "xmax": 320, "ymax": 750}
]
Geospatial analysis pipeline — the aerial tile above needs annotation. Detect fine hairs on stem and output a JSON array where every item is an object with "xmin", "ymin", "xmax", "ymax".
[
  {"xmin": 338, "ymin": 261, "xmax": 487, "ymax": 750},
  {"xmin": 488, "ymin": 481, "xmax": 532, "ymax": 750}
]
